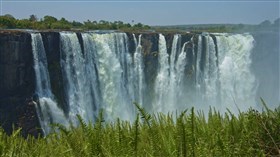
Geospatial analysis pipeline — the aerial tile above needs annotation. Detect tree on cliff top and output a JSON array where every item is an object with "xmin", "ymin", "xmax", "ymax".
[
  {"xmin": 0, "ymin": 15, "xmax": 16, "ymax": 28},
  {"xmin": 0, "ymin": 14, "xmax": 150, "ymax": 30},
  {"xmin": 29, "ymin": 15, "xmax": 38, "ymax": 22}
]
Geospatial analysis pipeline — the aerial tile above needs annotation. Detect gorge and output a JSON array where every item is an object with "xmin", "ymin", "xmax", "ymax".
[{"xmin": 0, "ymin": 30, "xmax": 279, "ymax": 136}]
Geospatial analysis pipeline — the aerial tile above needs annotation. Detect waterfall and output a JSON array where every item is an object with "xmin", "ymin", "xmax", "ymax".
[
  {"xmin": 154, "ymin": 34, "xmax": 170, "ymax": 112},
  {"xmin": 60, "ymin": 32, "xmax": 96, "ymax": 124},
  {"xmin": 203, "ymin": 35, "xmax": 219, "ymax": 107},
  {"xmin": 193, "ymin": 33, "xmax": 256, "ymax": 112},
  {"xmin": 31, "ymin": 32, "xmax": 257, "ymax": 133},
  {"xmin": 153, "ymin": 34, "xmax": 190, "ymax": 113},
  {"xmin": 215, "ymin": 34, "xmax": 256, "ymax": 113},
  {"xmin": 81, "ymin": 33, "xmax": 102, "ymax": 120},
  {"xmin": 195, "ymin": 35, "xmax": 203, "ymax": 105},
  {"xmin": 89, "ymin": 33, "xmax": 135, "ymax": 121},
  {"xmin": 169, "ymin": 34, "xmax": 181, "ymax": 110},
  {"xmin": 175, "ymin": 41, "xmax": 189, "ymax": 109},
  {"xmin": 133, "ymin": 34, "xmax": 144, "ymax": 106},
  {"xmin": 59, "ymin": 32, "xmax": 139, "ymax": 123},
  {"xmin": 31, "ymin": 33, "xmax": 68, "ymax": 134}
]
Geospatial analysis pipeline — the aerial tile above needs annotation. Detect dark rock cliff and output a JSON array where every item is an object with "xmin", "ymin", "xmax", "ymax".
[
  {"xmin": 0, "ymin": 30, "xmax": 41, "ymax": 137},
  {"xmin": 40, "ymin": 32, "xmax": 68, "ymax": 114}
]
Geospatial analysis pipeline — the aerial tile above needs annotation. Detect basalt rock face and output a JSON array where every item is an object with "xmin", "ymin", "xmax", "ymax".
[
  {"xmin": 0, "ymin": 31, "xmax": 41, "ymax": 136},
  {"xmin": 139, "ymin": 33, "xmax": 159, "ymax": 108},
  {"xmin": 40, "ymin": 32, "xmax": 68, "ymax": 113}
]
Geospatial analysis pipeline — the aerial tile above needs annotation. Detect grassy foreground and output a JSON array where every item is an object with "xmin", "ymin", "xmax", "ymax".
[{"xmin": 0, "ymin": 103, "xmax": 279, "ymax": 157}]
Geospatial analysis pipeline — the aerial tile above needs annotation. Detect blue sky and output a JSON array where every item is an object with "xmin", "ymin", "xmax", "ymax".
[{"xmin": 0, "ymin": 0, "xmax": 279, "ymax": 25}]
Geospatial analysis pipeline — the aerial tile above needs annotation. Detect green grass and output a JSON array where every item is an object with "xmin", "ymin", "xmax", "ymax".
[{"xmin": 0, "ymin": 102, "xmax": 279, "ymax": 157}]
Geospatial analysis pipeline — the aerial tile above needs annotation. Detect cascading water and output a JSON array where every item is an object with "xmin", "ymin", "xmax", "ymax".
[
  {"xmin": 133, "ymin": 34, "xmax": 145, "ymax": 106},
  {"xmin": 215, "ymin": 34, "xmax": 256, "ymax": 113},
  {"xmin": 81, "ymin": 33, "xmax": 102, "ymax": 119},
  {"xmin": 60, "ymin": 32, "xmax": 97, "ymax": 124},
  {"xmin": 32, "ymin": 32, "xmax": 258, "ymax": 133},
  {"xmin": 153, "ymin": 34, "xmax": 194, "ymax": 112},
  {"xmin": 59, "ymin": 32, "xmax": 144, "ymax": 123},
  {"xmin": 195, "ymin": 35, "xmax": 203, "ymax": 105},
  {"xmin": 193, "ymin": 33, "xmax": 256, "ymax": 113},
  {"xmin": 31, "ymin": 33, "xmax": 68, "ymax": 134},
  {"xmin": 174, "ymin": 41, "xmax": 189, "ymax": 109},
  {"xmin": 199, "ymin": 35, "xmax": 219, "ymax": 108},
  {"xmin": 81, "ymin": 32, "xmax": 139, "ymax": 121},
  {"xmin": 169, "ymin": 34, "xmax": 181, "ymax": 110},
  {"xmin": 154, "ymin": 34, "xmax": 170, "ymax": 112}
]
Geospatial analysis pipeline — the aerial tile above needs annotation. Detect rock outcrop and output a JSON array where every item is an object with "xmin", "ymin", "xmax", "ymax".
[{"xmin": 0, "ymin": 30, "xmax": 41, "ymax": 136}]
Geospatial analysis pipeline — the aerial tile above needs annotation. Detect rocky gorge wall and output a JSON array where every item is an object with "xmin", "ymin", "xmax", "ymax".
[
  {"xmin": 0, "ymin": 30, "xmax": 278, "ymax": 136},
  {"xmin": 0, "ymin": 31, "xmax": 40, "ymax": 136}
]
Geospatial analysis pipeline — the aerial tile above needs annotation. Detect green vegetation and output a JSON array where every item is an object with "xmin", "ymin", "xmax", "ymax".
[
  {"xmin": 1, "ymin": 14, "xmax": 279, "ymax": 33},
  {"xmin": 0, "ymin": 14, "xmax": 150, "ymax": 30},
  {"xmin": 0, "ymin": 102, "xmax": 279, "ymax": 156}
]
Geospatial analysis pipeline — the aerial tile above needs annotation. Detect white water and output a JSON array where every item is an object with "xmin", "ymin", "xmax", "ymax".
[
  {"xmin": 193, "ymin": 34, "xmax": 256, "ymax": 113},
  {"xmin": 60, "ymin": 32, "xmax": 98, "ymax": 124},
  {"xmin": 31, "ymin": 33, "xmax": 68, "ymax": 134},
  {"xmin": 154, "ymin": 34, "xmax": 170, "ymax": 112},
  {"xmin": 59, "ymin": 32, "xmax": 145, "ymax": 123},
  {"xmin": 174, "ymin": 41, "xmax": 189, "ymax": 109},
  {"xmin": 85, "ymin": 33, "xmax": 136, "ymax": 121},
  {"xmin": 133, "ymin": 34, "xmax": 145, "ymax": 106},
  {"xmin": 169, "ymin": 34, "xmax": 181, "ymax": 110},
  {"xmin": 216, "ymin": 34, "xmax": 256, "ymax": 113},
  {"xmin": 202, "ymin": 35, "xmax": 219, "ymax": 107},
  {"xmin": 153, "ymin": 34, "xmax": 191, "ymax": 113},
  {"xmin": 33, "ymin": 32, "xmax": 257, "ymax": 133},
  {"xmin": 152, "ymin": 33, "xmax": 256, "ymax": 114},
  {"xmin": 195, "ymin": 35, "xmax": 203, "ymax": 104}
]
